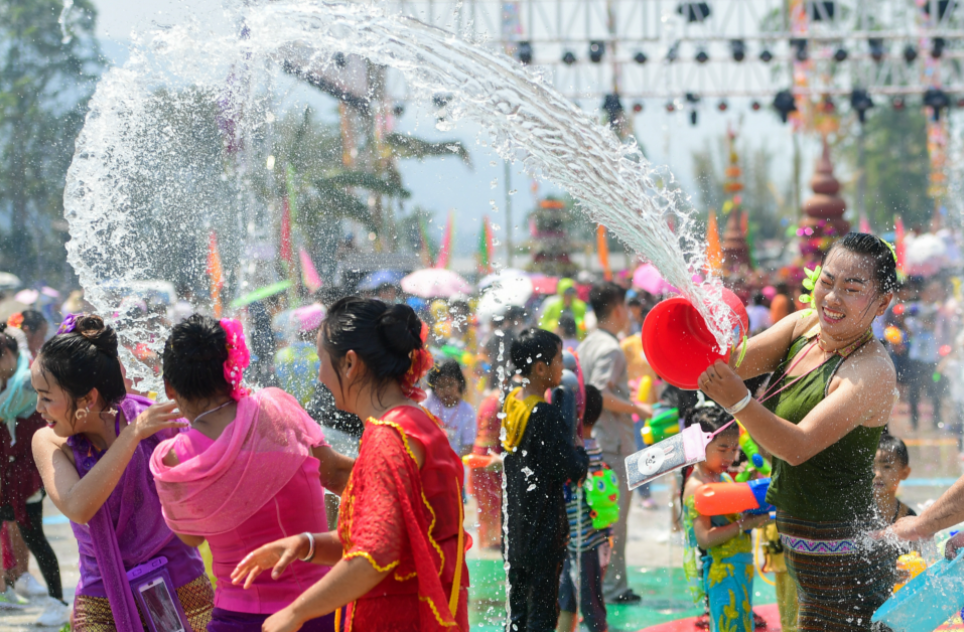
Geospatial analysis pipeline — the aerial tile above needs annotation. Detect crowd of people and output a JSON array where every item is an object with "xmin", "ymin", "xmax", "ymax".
[{"xmin": 0, "ymin": 231, "xmax": 963, "ymax": 631}]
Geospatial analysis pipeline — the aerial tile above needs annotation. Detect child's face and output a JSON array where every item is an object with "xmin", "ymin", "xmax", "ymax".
[
  {"xmin": 434, "ymin": 375, "xmax": 463, "ymax": 407},
  {"xmin": 703, "ymin": 430, "xmax": 740, "ymax": 476},
  {"xmin": 547, "ymin": 346, "xmax": 564, "ymax": 388},
  {"xmin": 873, "ymin": 450, "xmax": 911, "ymax": 500}
]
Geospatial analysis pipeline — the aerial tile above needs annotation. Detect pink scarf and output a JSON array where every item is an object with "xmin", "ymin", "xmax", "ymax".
[{"xmin": 150, "ymin": 388, "xmax": 326, "ymax": 536}]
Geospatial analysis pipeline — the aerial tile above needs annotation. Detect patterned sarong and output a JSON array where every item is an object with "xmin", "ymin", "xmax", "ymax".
[
  {"xmin": 72, "ymin": 574, "xmax": 214, "ymax": 632},
  {"xmin": 777, "ymin": 511, "xmax": 895, "ymax": 632}
]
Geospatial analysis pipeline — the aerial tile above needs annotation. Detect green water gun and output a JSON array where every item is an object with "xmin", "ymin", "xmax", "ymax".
[
  {"xmin": 641, "ymin": 406, "xmax": 680, "ymax": 445},
  {"xmin": 583, "ymin": 466, "xmax": 620, "ymax": 529},
  {"xmin": 735, "ymin": 422, "xmax": 772, "ymax": 483}
]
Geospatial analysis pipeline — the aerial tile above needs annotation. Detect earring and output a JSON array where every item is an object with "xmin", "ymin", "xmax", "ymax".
[{"xmin": 75, "ymin": 408, "xmax": 88, "ymax": 421}]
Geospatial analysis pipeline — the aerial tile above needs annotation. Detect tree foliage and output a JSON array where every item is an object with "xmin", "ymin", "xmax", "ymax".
[
  {"xmin": 0, "ymin": 0, "xmax": 103, "ymax": 283},
  {"xmin": 691, "ymin": 136, "xmax": 792, "ymax": 241},
  {"xmin": 837, "ymin": 108, "xmax": 931, "ymax": 231}
]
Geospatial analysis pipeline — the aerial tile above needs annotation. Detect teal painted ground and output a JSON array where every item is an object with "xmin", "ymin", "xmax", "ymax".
[{"xmin": 467, "ymin": 560, "xmax": 777, "ymax": 632}]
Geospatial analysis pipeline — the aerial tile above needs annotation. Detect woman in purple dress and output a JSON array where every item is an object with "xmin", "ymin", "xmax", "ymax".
[{"xmin": 30, "ymin": 314, "xmax": 214, "ymax": 632}]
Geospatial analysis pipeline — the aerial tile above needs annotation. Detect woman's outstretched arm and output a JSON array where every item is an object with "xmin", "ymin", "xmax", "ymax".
[
  {"xmin": 262, "ymin": 557, "xmax": 387, "ymax": 632},
  {"xmin": 699, "ymin": 350, "xmax": 894, "ymax": 465}
]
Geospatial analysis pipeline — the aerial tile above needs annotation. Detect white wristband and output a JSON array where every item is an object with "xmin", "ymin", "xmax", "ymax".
[
  {"xmin": 300, "ymin": 532, "xmax": 315, "ymax": 562},
  {"xmin": 725, "ymin": 389, "xmax": 753, "ymax": 416}
]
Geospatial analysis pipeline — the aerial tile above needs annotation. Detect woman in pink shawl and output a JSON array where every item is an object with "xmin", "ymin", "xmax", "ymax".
[{"xmin": 150, "ymin": 315, "xmax": 354, "ymax": 632}]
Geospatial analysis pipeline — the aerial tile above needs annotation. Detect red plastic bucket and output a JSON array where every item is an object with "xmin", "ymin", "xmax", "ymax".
[{"xmin": 642, "ymin": 288, "xmax": 749, "ymax": 390}]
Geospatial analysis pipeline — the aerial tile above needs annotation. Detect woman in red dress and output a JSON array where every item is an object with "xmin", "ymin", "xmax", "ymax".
[{"xmin": 231, "ymin": 298, "xmax": 469, "ymax": 632}]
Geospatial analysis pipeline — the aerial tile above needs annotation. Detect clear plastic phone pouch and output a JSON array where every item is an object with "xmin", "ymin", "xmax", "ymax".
[{"xmin": 126, "ymin": 556, "xmax": 192, "ymax": 632}]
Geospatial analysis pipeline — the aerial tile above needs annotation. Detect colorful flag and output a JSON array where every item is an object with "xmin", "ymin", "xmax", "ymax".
[
  {"xmin": 705, "ymin": 211, "xmax": 722, "ymax": 273},
  {"xmin": 418, "ymin": 215, "xmax": 434, "ymax": 267},
  {"xmin": 895, "ymin": 215, "xmax": 906, "ymax": 274},
  {"xmin": 280, "ymin": 197, "xmax": 293, "ymax": 267},
  {"xmin": 299, "ymin": 247, "xmax": 322, "ymax": 293},
  {"xmin": 597, "ymin": 225, "xmax": 612, "ymax": 281},
  {"xmin": 478, "ymin": 216, "xmax": 494, "ymax": 274},
  {"xmin": 435, "ymin": 212, "xmax": 454, "ymax": 269},
  {"xmin": 207, "ymin": 231, "xmax": 224, "ymax": 318}
]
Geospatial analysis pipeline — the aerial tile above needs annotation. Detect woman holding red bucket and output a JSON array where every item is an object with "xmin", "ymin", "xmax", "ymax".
[{"xmin": 686, "ymin": 234, "xmax": 898, "ymax": 632}]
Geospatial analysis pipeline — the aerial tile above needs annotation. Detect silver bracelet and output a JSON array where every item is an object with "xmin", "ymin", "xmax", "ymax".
[
  {"xmin": 300, "ymin": 532, "xmax": 315, "ymax": 562},
  {"xmin": 725, "ymin": 389, "xmax": 753, "ymax": 416}
]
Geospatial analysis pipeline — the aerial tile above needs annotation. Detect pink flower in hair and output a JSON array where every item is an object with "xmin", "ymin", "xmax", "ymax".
[{"xmin": 220, "ymin": 318, "xmax": 251, "ymax": 400}]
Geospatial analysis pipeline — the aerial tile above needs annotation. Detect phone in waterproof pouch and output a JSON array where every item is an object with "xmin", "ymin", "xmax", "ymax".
[
  {"xmin": 127, "ymin": 557, "xmax": 191, "ymax": 632},
  {"xmin": 138, "ymin": 577, "xmax": 185, "ymax": 632}
]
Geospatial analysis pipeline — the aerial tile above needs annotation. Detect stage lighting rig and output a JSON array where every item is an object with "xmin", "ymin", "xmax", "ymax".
[
  {"xmin": 730, "ymin": 40, "xmax": 746, "ymax": 62},
  {"xmin": 903, "ymin": 45, "xmax": 918, "ymax": 64},
  {"xmin": 677, "ymin": 2, "xmax": 711, "ymax": 23},
  {"xmin": 759, "ymin": 48, "xmax": 773, "ymax": 63},
  {"xmin": 869, "ymin": 39, "xmax": 885, "ymax": 62},
  {"xmin": 634, "ymin": 51, "xmax": 648, "ymax": 65},
  {"xmin": 773, "ymin": 89, "xmax": 797, "ymax": 122},
  {"xmin": 517, "ymin": 41, "xmax": 533, "ymax": 65},
  {"xmin": 923, "ymin": 87, "xmax": 950, "ymax": 120},
  {"xmin": 603, "ymin": 93, "xmax": 624, "ymax": 126},
  {"xmin": 562, "ymin": 51, "xmax": 577, "ymax": 66},
  {"xmin": 695, "ymin": 49, "xmax": 709, "ymax": 64},
  {"xmin": 932, "ymin": 37, "xmax": 945, "ymax": 59},
  {"xmin": 850, "ymin": 89, "xmax": 873, "ymax": 123},
  {"xmin": 791, "ymin": 39, "xmax": 808, "ymax": 62},
  {"xmin": 833, "ymin": 47, "xmax": 848, "ymax": 62},
  {"xmin": 589, "ymin": 41, "xmax": 605, "ymax": 63}
]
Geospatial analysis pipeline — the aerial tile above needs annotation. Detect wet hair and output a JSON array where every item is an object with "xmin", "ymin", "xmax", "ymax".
[
  {"xmin": 509, "ymin": 328, "xmax": 562, "ymax": 377},
  {"xmin": 38, "ymin": 315, "xmax": 126, "ymax": 414},
  {"xmin": 878, "ymin": 432, "xmax": 910, "ymax": 468},
  {"xmin": 162, "ymin": 314, "xmax": 231, "ymax": 402},
  {"xmin": 321, "ymin": 297, "xmax": 425, "ymax": 398},
  {"xmin": 0, "ymin": 323, "xmax": 18, "ymax": 359},
  {"xmin": 427, "ymin": 359, "xmax": 466, "ymax": 395},
  {"xmin": 20, "ymin": 310, "xmax": 46, "ymax": 334},
  {"xmin": 583, "ymin": 385, "xmax": 603, "ymax": 428},
  {"xmin": 558, "ymin": 313, "xmax": 578, "ymax": 338},
  {"xmin": 824, "ymin": 232, "xmax": 899, "ymax": 296},
  {"xmin": 589, "ymin": 282, "xmax": 626, "ymax": 320}
]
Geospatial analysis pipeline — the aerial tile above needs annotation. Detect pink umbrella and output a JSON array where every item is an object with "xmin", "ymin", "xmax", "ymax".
[
  {"xmin": 530, "ymin": 275, "xmax": 559, "ymax": 295},
  {"xmin": 401, "ymin": 269, "xmax": 473, "ymax": 299},
  {"xmin": 632, "ymin": 264, "xmax": 675, "ymax": 295}
]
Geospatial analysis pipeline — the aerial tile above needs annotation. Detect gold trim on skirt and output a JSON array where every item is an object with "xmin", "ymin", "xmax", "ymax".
[{"xmin": 72, "ymin": 574, "xmax": 214, "ymax": 632}]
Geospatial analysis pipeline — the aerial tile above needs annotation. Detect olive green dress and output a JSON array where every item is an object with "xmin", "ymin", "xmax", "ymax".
[{"xmin": 762, "ymin": 333, "xmax": 894, "ymax": 632}]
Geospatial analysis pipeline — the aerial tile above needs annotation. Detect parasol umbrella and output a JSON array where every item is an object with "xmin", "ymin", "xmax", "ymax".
[
  {"xmin": 273, "ymin": 303, "xmax": 327, "ymax": 338},
  {"xmin": 529, "ymin": 274, "xmax": 559, "ymax": 295},
  {"xmin": 230, "ymin": 280, "xmax": 293, "ymax": 309},
  {"xmin": 0, "ymin": 273, "xmax": 21, "ymax": 292},
  {"xmin": 358, "ymin": 270, "xmax": 407, "ymax": 292},
  {"xmin": 14, "ymin": 289, "xmax": 38, "ymax": 305},
  {"xmin": 401, "ymin": 269, "xmax": 473, "ymax": 299},
  {"xmin": 632, "ymin": 263, "xmax": 676, "ymax": 295},
  {"xmin": 905, "ymin": 233, "xmax": 947, "ymax": 277},
  {"xmin": 478, "ymin": 268, "xmax": 529, "ymax": 290},
  {"xmin": 0, "ymin": 299, "xmax": 28, "ymax": 323},
  {"xmin": 477, "ymin": 272, "xmax": 534, "ymax": 321}
]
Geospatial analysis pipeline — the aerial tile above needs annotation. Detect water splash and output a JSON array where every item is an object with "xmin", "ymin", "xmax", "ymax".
[
  {"xmin": 58, "ymin": 0, "xmax": 74, "ymax": 44},
  {"xmin": 64, "ymin": 0, "xmax": 729, "ymax": 394}
]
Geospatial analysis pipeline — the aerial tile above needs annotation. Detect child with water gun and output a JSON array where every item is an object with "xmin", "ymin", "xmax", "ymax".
[
  {"xmin": 874, "ymin": 433, "xmax": 931, "ymax": 592},
  {"xmin": 558, "ymin": 386, "xmax": 614, "ymax": 632},
  {"xmin": 681, "ymin": 405, "xmax": 769, "ymax": 632}
]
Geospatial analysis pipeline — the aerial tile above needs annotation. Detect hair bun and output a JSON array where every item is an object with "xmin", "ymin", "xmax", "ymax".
[
  {"xmin": 75, "ymin": 315, "xmax": 119, "ymax": 358},
  {"xmin": 376, "ymin": 303, "xmax": 422, "ymax": 360}
]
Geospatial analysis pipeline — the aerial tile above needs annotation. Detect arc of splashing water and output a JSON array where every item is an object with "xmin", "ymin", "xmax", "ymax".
[
  {"xmin": 63, "ymin": 0, "xmax": 733, "ymax": 396},
  {"xmin": 242, "ymin": 1, "xmax": 730, "ymax": 346}
]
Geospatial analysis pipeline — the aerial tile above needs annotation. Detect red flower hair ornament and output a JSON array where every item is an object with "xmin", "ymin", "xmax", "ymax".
[{"xmin": 400, "ymin": 321, "xmax": 433, "ymax": 402}]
